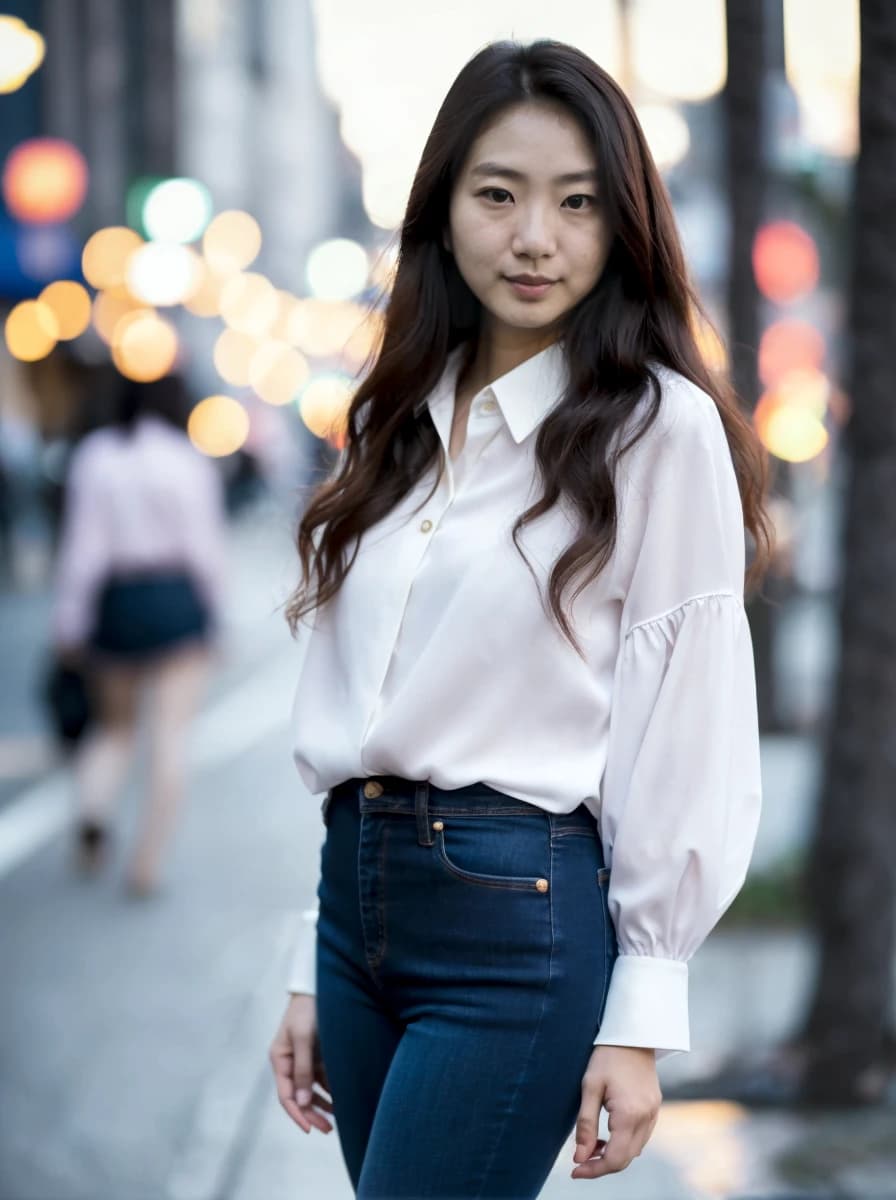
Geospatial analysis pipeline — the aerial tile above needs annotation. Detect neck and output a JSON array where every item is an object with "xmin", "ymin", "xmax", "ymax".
[{"xmin": 466, "ymin": 322, "xmax": 559, "ymax": 391}]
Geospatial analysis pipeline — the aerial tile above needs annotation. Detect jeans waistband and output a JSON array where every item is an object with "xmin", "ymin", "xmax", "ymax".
[{"xmin": 329, "ymin": 775, "xmax": 597, "ymax": 848}]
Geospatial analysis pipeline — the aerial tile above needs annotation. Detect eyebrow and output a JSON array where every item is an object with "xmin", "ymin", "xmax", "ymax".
[{"xmin": 470, "ymin": 162, "xmax": 599, "ymax": 185}]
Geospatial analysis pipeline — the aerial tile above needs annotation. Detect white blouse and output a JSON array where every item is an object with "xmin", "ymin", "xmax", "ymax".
[{"xmin": 285, "ymin": 342, "xmax": 761, "ymax": 1061}]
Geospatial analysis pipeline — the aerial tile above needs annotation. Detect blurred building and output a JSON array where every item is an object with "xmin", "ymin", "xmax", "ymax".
[{"xmin": 0, "ymin": 0, "xmax": 368, "ymax": 580}]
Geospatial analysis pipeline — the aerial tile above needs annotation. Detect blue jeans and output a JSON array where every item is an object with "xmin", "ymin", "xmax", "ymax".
[{"xmin": 315, "ymin": 774, "xmax": 619, "ymax": 1199}]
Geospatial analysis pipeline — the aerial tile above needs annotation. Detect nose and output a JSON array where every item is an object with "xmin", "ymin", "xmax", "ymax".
[{"xmin": 510, "ymin": 201, "xmax": 557, "ymax": 261}]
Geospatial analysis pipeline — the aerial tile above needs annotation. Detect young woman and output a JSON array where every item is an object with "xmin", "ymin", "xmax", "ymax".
[
  {"xmin": 268, "ymin": 38, "xmax": 772, "ymax": 1196},
  {"xmin": 51, "ymin": 374, "xmax": 227, "ymax": 896}
]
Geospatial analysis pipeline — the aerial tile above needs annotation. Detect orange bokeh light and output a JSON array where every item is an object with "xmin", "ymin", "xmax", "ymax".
[
  {"xmin": 2, "ymin": 138, "xmax": 88, "ymax": 223},
  {"xmin": 758, "ymin": 319, "xmax": 826, "ymax": 386},
  {"xmin": 752, "ymin": 221, "xmax": 820, "ymax": 304}
]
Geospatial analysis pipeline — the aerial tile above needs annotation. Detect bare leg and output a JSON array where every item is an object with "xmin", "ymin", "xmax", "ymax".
[
  {"xmin": 73, "ymin": 660, "xmax": 143, "ymax": 826},
  {"xmin": 125, "ymin": 642, "xmax": 212, "ymax": 891}
]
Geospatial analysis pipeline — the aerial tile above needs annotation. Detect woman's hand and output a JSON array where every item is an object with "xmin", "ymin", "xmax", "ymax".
[
  {"xmin": 571, "ymin": 1045, "xmax": 662, "ymax": 1179},
  {"xmin": 268, "ymin": 993, "xmax": 334, "ymax": 1135}
]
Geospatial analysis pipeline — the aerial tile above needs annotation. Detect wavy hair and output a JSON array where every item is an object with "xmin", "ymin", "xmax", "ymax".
[{"xmin": 284, "ymin": 38, "xmax": 774, "ymax": 658}]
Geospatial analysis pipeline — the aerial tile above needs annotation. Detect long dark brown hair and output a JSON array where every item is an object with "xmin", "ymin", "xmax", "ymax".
[{"xmin": 285, "ymin": 38, "xmax": 774, "ymax": 658}]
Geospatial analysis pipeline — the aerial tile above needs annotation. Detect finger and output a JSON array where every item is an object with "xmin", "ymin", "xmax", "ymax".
[
  {"xmin": 572, "ymin": 1126, "xmax": 637, "ymax": 1178},
  {"xmin": 270, "ymin": 1045, "xmax": 327, "ymax": 1135},
  {"xmin": 572, "ymin": 1090, "xmax": 606, "ymax": 1162}
]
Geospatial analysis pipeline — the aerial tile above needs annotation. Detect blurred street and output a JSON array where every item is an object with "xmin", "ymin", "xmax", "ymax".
[
  {"xmin": 1, "ymin": 2, "xmax": 895, "ymax": 1197},
  {"xmin": 1, "ymin": 504, "xmax": 894, "ymax": 1200}
]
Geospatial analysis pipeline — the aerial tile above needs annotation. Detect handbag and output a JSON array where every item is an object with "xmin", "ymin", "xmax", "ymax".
[{"xmin": 41, "ymin": 655, "xmax": 95, "ymax": 748}]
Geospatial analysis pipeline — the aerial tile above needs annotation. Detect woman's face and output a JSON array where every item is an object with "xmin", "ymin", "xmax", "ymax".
[{"xmin": 446, "ymin": 101, "xmax": 610, "ymax": 346}]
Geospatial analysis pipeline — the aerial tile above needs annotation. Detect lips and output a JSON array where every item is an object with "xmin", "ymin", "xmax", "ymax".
[{"xmin": 506, "ymin": 275, "xmax": 556, "ymax": 285}]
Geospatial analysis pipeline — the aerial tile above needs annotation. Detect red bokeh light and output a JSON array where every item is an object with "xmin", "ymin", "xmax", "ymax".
[
  {"xmin": 2, "ymin": 138, "xmax": 89, "ymax": 224},
  {"xmin": 752, "ymin": 221, "xmax": 820, "ymax": 304}
]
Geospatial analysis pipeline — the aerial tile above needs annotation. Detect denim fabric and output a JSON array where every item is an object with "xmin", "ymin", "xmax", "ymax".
[
  {"xmin": 315, "ymin": 774, "xmax": 619, "ymax": 1199},
  {"xmin": 89, "ymin": 569, "xmax": 209, "ymax": 659}
]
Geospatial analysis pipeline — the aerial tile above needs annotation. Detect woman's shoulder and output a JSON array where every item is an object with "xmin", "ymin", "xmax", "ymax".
[
  {"xmin": 637, "ymin": 362, "xmax": 722, "ymax": 443},
  {"xmin": 613, "ymin": 364, "xmax": 731, "ymax": 500}
]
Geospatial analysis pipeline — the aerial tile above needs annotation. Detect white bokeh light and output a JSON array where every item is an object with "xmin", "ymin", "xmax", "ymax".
[
  {"xmin": 126, "ymin": 242, "xmax": 204, "ymax": 306},
  {"xmin": 143, "ymin": 177, "xmax": 213, "ymax": 243},
  {"xmin": 306, "ymin": 237, "xmax": 370, "ymax": 301}
]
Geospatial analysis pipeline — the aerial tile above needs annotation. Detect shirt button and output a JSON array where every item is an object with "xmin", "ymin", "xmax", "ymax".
[
  {"xmin": 480, "ymin": 398, "xmax": 498, "ymax": 413},
  {"xmin": 420, "ymin": 518, "xmax": 433, "ymax": 532}
]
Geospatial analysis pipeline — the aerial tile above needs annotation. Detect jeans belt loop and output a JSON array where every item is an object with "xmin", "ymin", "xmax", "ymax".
[{"xmin": 415, "ymin": 779, "xmax": 433, "ymax": 846}]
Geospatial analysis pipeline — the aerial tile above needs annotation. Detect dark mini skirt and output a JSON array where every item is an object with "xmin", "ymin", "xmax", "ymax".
[{"xmin": 88, "ymin": 569, "xmax": 211, "ymax": 661}]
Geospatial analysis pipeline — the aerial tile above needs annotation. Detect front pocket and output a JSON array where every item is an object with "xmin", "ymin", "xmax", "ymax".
[{"xmin": 433, "ymin": 817, "xmax": 550, "ymax": 893}]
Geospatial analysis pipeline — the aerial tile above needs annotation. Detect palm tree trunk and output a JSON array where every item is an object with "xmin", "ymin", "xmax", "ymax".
[{"xmin": 800, "ymin": 0, "xmax": 896, "ymax": 1103}]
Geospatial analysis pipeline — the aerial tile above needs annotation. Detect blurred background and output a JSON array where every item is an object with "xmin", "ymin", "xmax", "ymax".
[{"xmin": 1, "ymin": 2, "xmax": 894, "ymax": 1199}]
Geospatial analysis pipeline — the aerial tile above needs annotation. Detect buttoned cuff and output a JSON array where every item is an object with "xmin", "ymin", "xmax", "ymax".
[
  {"xmin": 592, "ymin": 954, "xmax": 690, "ymax": 1061},
  {"xmin": 285, "ymin": 907, "xmax": 319, "ymax": 996}
]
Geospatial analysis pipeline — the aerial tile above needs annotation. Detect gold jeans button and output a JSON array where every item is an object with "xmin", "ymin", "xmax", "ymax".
[
  {"xmin": 535, "ymin": 878, "xmax": 549, "ymax": 892},
  {"xmin": 432, "ymin": 819, "xmax": 444, "ymax": 831},
  {"xmin": 363, "ymin": 780, "xmax": 384, "ymax": 798}
]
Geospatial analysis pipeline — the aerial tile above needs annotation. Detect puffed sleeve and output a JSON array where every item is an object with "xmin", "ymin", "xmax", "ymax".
[{"xmin": 594, "ymin": 372, "xmax": 762, "ymax": 1060}]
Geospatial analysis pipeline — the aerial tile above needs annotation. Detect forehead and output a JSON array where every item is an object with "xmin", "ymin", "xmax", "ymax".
[{"xmin": 464, "ymin": 102, "xmax": 597, "ymax": 174}]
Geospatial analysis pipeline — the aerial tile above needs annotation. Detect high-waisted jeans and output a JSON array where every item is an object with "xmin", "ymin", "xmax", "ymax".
[{"xmin": 315, "ymin": 774, "xmax": 619, "ymax": 1199}]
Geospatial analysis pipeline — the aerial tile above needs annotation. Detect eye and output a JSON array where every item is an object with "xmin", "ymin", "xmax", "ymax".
[
  {"xmin": 476, "ymin": 187, "xmax": 513, "ymax": 204},
  {"xmin": 563, "ymin": 194, "xmax": 598, "ymax": 211}
]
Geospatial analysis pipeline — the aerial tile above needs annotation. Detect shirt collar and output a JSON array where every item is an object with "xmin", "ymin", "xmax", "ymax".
[{"xmin": 421, "ymin": 340, "xmax": 569, "ymax": 444}]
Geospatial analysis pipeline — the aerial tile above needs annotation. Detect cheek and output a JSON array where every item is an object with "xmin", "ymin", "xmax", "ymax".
[
  {"xmin": 569, "ymin": 225, "xmax": 609, "ymax": 285},
  {"xmin": 454, "ymin": 214, "xmax": 502, "ymax": 274}
]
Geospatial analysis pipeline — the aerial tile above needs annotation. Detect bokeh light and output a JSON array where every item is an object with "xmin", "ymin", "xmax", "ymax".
[
  {"xmin": 753, "ymin": 221, "xmax": 820, "ymax": 304},
  {"xmin": 249, "ymin": 340, "xmax": 311, "ymax": 405},
  {"xmin": 784, "ymin": 0, "xmax": 859, "ymax": 157},
  {"xmin": 635, "ymin": 103, "xmax": 691, "ymax": 170},
  {"xmin": 4, "ymin": 299, "xmax": 58, "ymax": 361},
  {"xmin": 342, "ymin": 307, "xmax": 386, "ymax": 370},
  {"xmin": 269, "ymin": 290, "xmax": 304, "ymax": 341},
  {"xmin": 38, "ymin": 280, "xmax": 91, "ymax": 340},
  {"xmin": 755, "ymin": 368, "xmax": 832, "ymax": 462},
  {"xmin": 692, "ymin": 314, "xmax": 728, "ymax": 374},
  {"xmin": 298, "ymin": 372, "xmax": 356, "ymax": 444},
  {"xmin": 187, "ymin": 395, "xmax": 250, "ymax": 457},
  {"xmin": 213, "ymin": 329, "xmax": 259, "ymax": 387},
  {"xmin": 82, "ymin": 227, "xmax": 144, "ymax": 290},
  {"xmin": 0, "ymin": 16, "xmax": 45, "ymax": 93},
  {"xmin": 306, "ymin": 237, "xmax": 370, "ymax": 301},
  {"xmin": 219, "ymin": 271, "xmax": 279, "ymax": 337},
  {"xmin": 92, "ymin": 291, "xmax": 147, "ymax": 345},
  {"xmin": 126, "ymin": 242, "xmax": 204, "ymax": 306},
  {"xmin": 631, "ymin": 0, "xmax": 726, "ymax": 102},
  {"xmin": 111, "ymin": 310, "xmax": 179, "ymax": 381},
  {"xmin": 287, "ymin": 298, "xmax": 372, "ymax": 358},
  {"xmin": 759, "ymin": 319, "xmax": 826, "ymax": 386},
  {"xmin": 142, "ymin": 177, "xmax": 213, "ymax": 243},
  {"xmin": 202, "ymin": 210, "xmax": 262, "ymax": 275},
  {"xmin": 2, "ymin": 138, "xmax": 88, "ymax": 223},
  {"xmin": 183, "ymin": 261, "xmax": 226, "ymax": 317}
]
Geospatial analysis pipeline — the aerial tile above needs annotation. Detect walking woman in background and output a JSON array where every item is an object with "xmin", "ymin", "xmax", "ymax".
[
  {"xmin": 269, "ymin": 38, "xmax": 773, "ymax": 1197},
  {"xmin": 51, "ymin": 374, "xmax": 228, "ymax": 897}
]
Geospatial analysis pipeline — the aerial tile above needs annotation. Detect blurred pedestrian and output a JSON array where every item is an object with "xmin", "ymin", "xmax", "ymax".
[
  {"xmin": 50, "ymin": 373, "xmax": 227, "ymax": 897},
  {"xmin": 269, "ymin": 38, "xmax": 774, "ymax": 1196}
]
